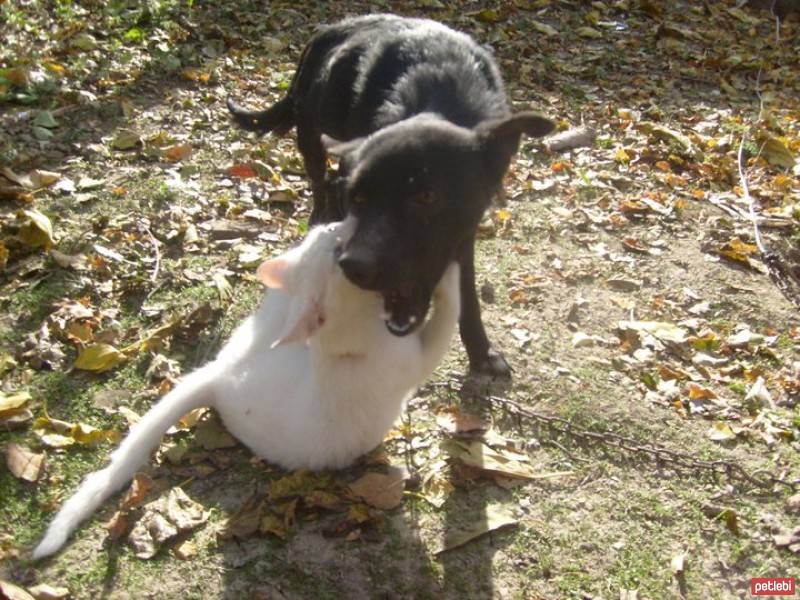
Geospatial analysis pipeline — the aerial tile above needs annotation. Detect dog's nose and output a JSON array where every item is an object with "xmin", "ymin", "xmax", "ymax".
[{"xmin": 338, "ymin": 251, "xmax": 378, "ymax": 289}]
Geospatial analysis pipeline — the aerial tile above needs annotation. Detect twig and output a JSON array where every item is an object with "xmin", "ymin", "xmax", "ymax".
[
  {"xmin": 770, "ymin": 0, "xmax": 781, "ymax": 43},
  {"xmin": 482, "ymin": 394, "xmax": 796, "ymax": 492},
  {"xmin": 143, "ymin": 225, "xmax": 161, "ymax": 284}
]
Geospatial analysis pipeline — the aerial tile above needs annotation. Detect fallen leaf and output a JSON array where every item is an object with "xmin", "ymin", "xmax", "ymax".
[
  {"xmin": 435, "ymin": 405, "xmax": 489, "ymax": 434},
  {"xmin": 618, "ymin": 321, "xmax": 688, "ymax": 344},
  {"xmin": 707, "ymin": 422, "xmax": 737, "ymax": 442},
  {"xmin": 162, "ymin": 143, "xmax": 193, "ymax": 162},
  {"xmin": 26, "ymin": 583, "xmax": 70, "ymax": 600},
  {"xmin": 438, "ymin": 505, "xmax": 518, "ymax": 553},
  {"xmin": 686, "ymin": 382, "xmax": 716, "ymax": 400},
  {"xmin": 219, "ymin": 492, "xmax": 264, "ymax": 540},
  {"xmin": 701, "ymin": 504, "xmax": 740, "ymax": 535},
  {"xmin": 128, "ymin": 487, "xmax": 207, "ymax": 559},
  {"xmin": 531, "ymin": 20, "xmax": 558, "ymax": 36},
  {"xmin": 745, "ymin": 376, "xmax": 773, "ymax": 409},
  {"xmin": 195, "ymin": 418, "xmax": 237, "ymax": 450},
  {"xmin": 227, "ymin": 163, "xmax": 259, "ymax": 179},
  {"xmin": 0, "ymin": 580, "xmax": 36, "ymax": 600},
  {"xmin": 445, "ymin": 439, "xmax": 572, "ymax": 482},
  {"xmin": 726, "ymin": 328, "xmax": 764, "ymax": 348},
  {"xmin": 120, "ymin": 473, "xmax": 155, "ymax": 511},
  {"xmin": 5, "ymin": 443, "xmax": 45, "ymax": 482},
  {"xmin": 111, "ymin": 129, "xmax": 142, "ymax": 150},
  {"xmin": 0, "ymin": 391, "xmax": 31, "ymax": 416},
  {"xmin": 172, "ymin": 539, "xmax": 198, "ymax": 560},
  {"xmin": 419, "ymin": 460, "xmax": 454, "ymax": 508},
  {"xmin": 33, "ymin": 111, "xmax": 58, "ymax": 129},
  {"xmin": 73, "ymin": 343, "xmax": 127, "ymax": 372},
  {"xmin": 268, "ymin": 470, "xmax": 330, "ymax": 501},
  {"xmin": 33, "ymin": 415, "xmax": 119, "ymax": 448},
  {"xmin": 473, "ymin": 8, "xmax": 501, "ymax": 22},
  {"xmin": 348, "ymin": 467, "xmax": 409, "ymax": 510},
  {"xmin": 758, "ymin": 134, "xmax": 795, "ymax": 168},
  {"xmin": 17, "ymin": 209, "xmax": 55, "ymax": 250},
  {"xmin": 576, "ymin": 26, "xmax": 603, "ymax": 39}
]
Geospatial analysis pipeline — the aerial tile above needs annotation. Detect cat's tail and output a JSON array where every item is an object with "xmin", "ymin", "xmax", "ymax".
[{"xmin": 32, "ymin": 366, "xmax": 216, "ymax": 559}]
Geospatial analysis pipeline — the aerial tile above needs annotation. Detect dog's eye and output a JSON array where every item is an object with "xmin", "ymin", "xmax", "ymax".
[
  {"xmin": 351, "ymin": 193, "xmax": 367, "ymax": 205},
  {"xmin": 412, "ymin": 189, "xmax": 435, "ymax": 206}
]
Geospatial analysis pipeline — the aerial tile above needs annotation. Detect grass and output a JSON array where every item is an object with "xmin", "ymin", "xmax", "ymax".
[{"xmin": 2, "ymin": 1, "xmax": 799, "ymax": 598}]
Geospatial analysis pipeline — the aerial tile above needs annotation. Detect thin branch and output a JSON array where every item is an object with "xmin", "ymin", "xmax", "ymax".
[{"xmin": 144, "ymin": 225, "xmax": 162, "ymax": 284}]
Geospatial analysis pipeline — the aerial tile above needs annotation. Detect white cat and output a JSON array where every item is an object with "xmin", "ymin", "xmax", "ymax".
[{"xmin": 33, "ymin": 217, "xmax": 460, "ymax": 559}]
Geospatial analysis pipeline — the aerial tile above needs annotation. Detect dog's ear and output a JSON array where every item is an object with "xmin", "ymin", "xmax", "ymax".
[
  {"xmin": 477, "ymin": 112, "xmax": 555, "ymax": 181},
  {"xmin": 257, "ymin": 257, "xmax": 290, "ymax": 288},
  {"xmin": 271, "ymin": 297, "xmax": 325, "ymax": 348},
  {"xmin": 479, "ymin": 112, "xmax": 556, "ymax": 143},
  {"xmin": 321, "ymin": 134, "xmax": 366, "ymax": 157}
]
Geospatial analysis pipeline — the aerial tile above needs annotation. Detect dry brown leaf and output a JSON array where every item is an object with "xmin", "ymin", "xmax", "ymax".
[
  {"xmin": 161, "ymin": 143, "xmax": 193, "ymax": 162},
  {"xmin": 128, "ymin": 487, "xmax": 207, "ymax": 559},
  {"xmin": 437, "ymin": 505, "xmax": 518, "ymax": 554},
  {"xmin": 348, "ymin": 467, "xmax": 409, "ymax": 510},
  {"xmin": 5, "ymin": 443, "xmax": 45, "ymax": 482},
  {"xmin": 435, "ymin": 405, "xmax": 489, "ymax": 434},
  {"xmin": 119, "ymin": 473, "xmax": 155, "ymax": 511},
  {"xmin": 219, "ymin": 492, "xmax": 264, "ymax": 540}
]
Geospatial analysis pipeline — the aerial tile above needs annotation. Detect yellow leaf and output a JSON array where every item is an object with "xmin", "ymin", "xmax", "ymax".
[
  {"xmin": 495, "ymin": 209, "xmax": 512, "ymax": 222},
  {"xmin": 759, "ymin": 135, "xmax": 795, "ymax": 169},
  {"xmin": 615, "ymin": 148, "xmax": 631, "ymax": 163},
  {"xmin": 474, "ymin": 8, "xmax": 501, "ymax": 23},
  {"xmin": 687, "ymin": 382, "xmax": 716, "ymax": 400},
  {"xmin": 707, "ymin": 422, "xmax": 736, "ymax": 442},
  {"xmin": 17, "ymin": 209, "xmax": 55, "ymax": 249},
  {"xmin": 74, "ymin": 343, "xmax": 127, "ymax": 372},
  {"xmin": 0, "ymin": 391, "xmax": 31, "ymax": 415}
]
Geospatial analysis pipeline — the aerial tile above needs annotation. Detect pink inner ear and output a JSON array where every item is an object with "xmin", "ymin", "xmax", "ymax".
[{"xmin": 257, "ymin": 258, "xmax": 288, "ymax": 288}]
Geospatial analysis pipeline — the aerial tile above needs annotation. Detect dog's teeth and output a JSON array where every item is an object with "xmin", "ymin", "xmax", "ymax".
[{"xmin": 408, "ymin": 315, "xmax": 417, "ymax": 325}]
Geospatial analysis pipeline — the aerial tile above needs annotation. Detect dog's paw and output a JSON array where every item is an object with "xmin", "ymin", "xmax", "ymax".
[{"xmin": 469, "ymin": 348, "xmax": 512, "ymax": 378}]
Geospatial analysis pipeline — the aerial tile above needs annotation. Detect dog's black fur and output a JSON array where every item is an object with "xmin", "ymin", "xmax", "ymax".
[{"xmin": 227, "ymin": 14, "xmax": 554, "ymax": 375}]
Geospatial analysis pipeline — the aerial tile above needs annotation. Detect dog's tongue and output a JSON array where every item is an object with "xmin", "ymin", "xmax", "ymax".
[{"xmin": 383, "ymin": 289, "xmax": 416, "ymax": 336}]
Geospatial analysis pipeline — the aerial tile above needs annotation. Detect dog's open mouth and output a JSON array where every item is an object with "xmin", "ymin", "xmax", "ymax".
[{"xmin": 382, "ymin": 287, "xmax": 425, "ymax": 336}]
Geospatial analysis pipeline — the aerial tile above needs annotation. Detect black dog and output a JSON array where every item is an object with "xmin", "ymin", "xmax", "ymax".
[{"xmin": 227, "ymin": 14, "xmax": 554, "ymax": 375}]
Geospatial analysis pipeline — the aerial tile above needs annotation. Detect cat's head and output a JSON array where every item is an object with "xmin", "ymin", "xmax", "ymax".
[{"xmin": 256, "ymin": 218, "xmax": 357, "ymax": 346}]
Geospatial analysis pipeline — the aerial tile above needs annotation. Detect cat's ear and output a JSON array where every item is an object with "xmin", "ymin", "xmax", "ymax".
[
  {"xmin": 271, "ymin": 299, "xmax": 325, "ymax": 348},
  {"xmin": 257, "ymin": 257, "xmax": 289, "ymax": 288}
]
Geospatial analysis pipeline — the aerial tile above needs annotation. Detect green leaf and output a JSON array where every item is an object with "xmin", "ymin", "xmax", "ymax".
[{"xmin": 33, "ymin": 110, "xmax": 58, "ymax": 128}]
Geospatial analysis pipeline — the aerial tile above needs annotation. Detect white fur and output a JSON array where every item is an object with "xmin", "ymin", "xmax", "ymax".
[{"xmin": 33, "ymin": 217, "xmax": 460, "ymax": 559}]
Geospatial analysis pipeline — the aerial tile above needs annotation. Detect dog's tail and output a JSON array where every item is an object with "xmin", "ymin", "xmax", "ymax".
[
  {"xmin": 32, "ymin": 367, "xmax": 216, "ymax": 559},
  {"xmin": 226, "ymin": 95, "xmax": 295, "ymax": 136}
]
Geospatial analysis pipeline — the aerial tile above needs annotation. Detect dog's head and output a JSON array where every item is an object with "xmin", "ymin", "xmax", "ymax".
[{"xmin": 323, "ymin": 111, "xmax": 554, "ymax": 336}]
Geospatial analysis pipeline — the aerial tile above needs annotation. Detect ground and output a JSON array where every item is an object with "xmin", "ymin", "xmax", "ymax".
[{"xmin": 1, "ymin": 1, "xmax": 799, "ymax": 599}]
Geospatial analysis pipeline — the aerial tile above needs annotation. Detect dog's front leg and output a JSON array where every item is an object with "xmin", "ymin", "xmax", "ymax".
[{"xmin": 457, "ymin": 237, "xmax": 511, "ymax": 377}]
